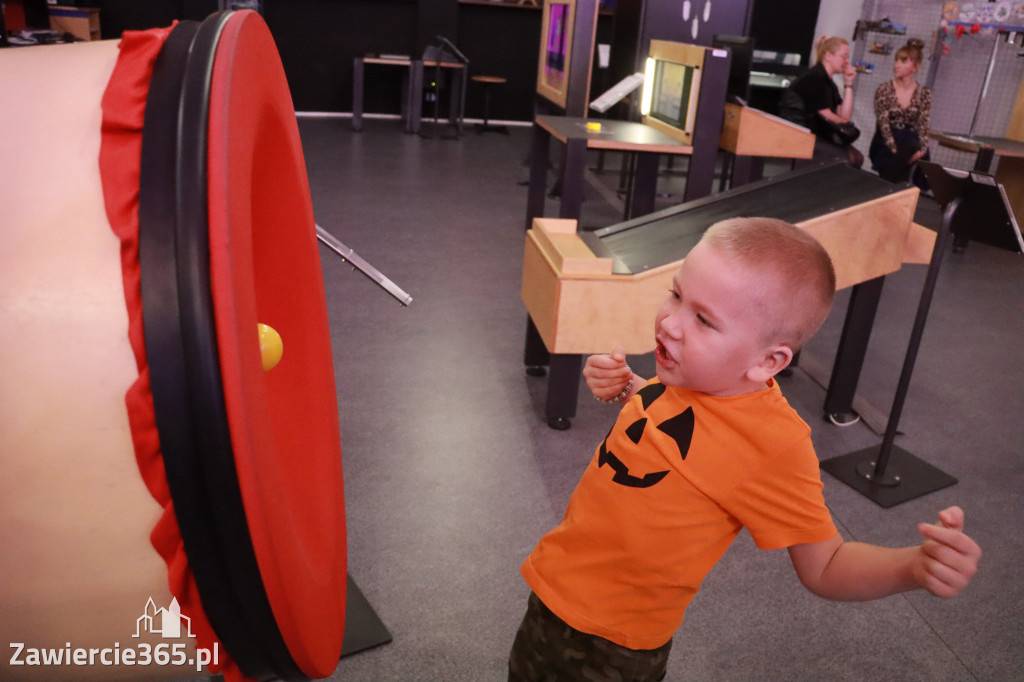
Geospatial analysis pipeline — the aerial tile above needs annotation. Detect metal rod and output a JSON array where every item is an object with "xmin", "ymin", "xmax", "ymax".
[
  {"xmin": 315, "ymin": 224, "xmax": 413, "ymax": 306},
  {"xmin": 969, "ymin": 33, "xmax": 1001, "ymax": 137},
  {"xmin": 872, "ymin": 197, "xmax": 959, "ymax": 478}
]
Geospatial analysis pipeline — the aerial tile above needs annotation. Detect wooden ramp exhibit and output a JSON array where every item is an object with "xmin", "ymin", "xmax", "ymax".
[
  {"xmin": 717, "ymin": 102, "xmax": 815, "ymax": 189},
  {"xmin": 521, "ymin": 161, "xmax": 936, "ymax": 428},
  {"xmin": 718, "ymin": 102, "xmax": 815, "ymax": 160}
]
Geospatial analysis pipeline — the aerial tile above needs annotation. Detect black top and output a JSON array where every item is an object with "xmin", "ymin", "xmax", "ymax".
[{"xmin": 789, "ymin": 62, "xmax": 840, "ymax": 137}]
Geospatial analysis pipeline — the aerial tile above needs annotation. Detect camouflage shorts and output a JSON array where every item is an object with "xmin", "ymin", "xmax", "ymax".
[{"xmin": 507, "ymin": 592, "xmax": 671, "ymax": 682}]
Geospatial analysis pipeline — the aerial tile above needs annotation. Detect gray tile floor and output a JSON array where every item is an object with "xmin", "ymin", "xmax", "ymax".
[{"xmin": 295, "ymin": 117, "xmax": 1022, "ymax": 682}]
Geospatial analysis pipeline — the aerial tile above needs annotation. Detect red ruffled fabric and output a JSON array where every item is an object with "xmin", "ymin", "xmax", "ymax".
[{"xmin": 98, "ymin": 25, "xmax": 241, "ymax": 682}]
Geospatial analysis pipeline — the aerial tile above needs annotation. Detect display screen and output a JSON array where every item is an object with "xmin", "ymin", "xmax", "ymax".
[
  {"xmin": 545, "ymin": 3, "xmax": 569, "ymax": 75},
  {"xmin": 650, "ymin": 61, "xmax": 694, "ymax": 128}
]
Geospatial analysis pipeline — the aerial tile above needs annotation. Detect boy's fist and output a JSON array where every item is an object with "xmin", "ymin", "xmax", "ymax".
[
  {"xmin": 914, "ymin": 506, "xmax": 981, "ymax": 598},
  {"xmin": 583, "ymin": 348, "xmax": 633, "ymax": 402}
]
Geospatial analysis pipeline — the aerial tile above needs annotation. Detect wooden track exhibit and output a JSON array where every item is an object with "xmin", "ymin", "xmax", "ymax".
[{"xmin": 522, "ymin": 163, "xmax": 936, "ymax": 357}]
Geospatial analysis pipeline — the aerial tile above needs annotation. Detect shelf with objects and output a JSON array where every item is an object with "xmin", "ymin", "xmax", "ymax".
[
  {"xmin": 847, "ymin": 18, "xmax": 916, "ymax": 122},
  {"xmin": 853, "ymin": 17, "xmax": 908, "ymax": 39},
  {"xmin": 849, "ymin": 15, "xmax": 907, "ymax": 73}
]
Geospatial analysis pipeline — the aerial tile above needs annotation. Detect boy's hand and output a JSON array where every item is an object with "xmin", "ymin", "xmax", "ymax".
[
  {"xmin": 583, "ymin": 348, "xmax": 634, "ymax": 402},
  {"xmin": 913, "ymin": 506, "xmax": 981, "ymax": 598}
]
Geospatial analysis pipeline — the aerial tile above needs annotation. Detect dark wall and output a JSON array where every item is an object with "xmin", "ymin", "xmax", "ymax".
[
  {"xmin": 456, "ymin": 4, "xmax": 542, "ymax": 122},
  {"xmin": 98, "ymin": 0, "xmax": 216, "ymax": 39},
  {"xmin": 263, "ymin": 0, "xmax": 418, "ymax": 113},
  {"xmin": 746, "ymin": 0, "xmax": 821, "ymax": 113},
  {"xmin": 36, "ymin": 0, "xmax": 814, "ymax": 121},
  {"xmin": 749, "ymin": 0, "xmax": 820, "ymax": 68},
  {"xmin": 264, "ymin": 0, "xmax": 610, "ymax": 119},
  {"xmin": 606, "ymin": 0, "xmax": 754, "ymax": 119},
  {"xmin": 637, "ymin": 0, "xmax": 753, "ymax": 53},
  {"xmin": 418, "ymin": 0, "xmax": 458, "ymax": 55},
  {"xmin": 20, "ymin": 0, "xmax": 215, "ymax": 37},
  {"xmin": 19, "ymin": 0, "xmax": 51, "ymax": 28}
]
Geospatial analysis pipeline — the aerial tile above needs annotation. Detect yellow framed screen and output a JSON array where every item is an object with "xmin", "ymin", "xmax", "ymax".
[{"xmin": 641, "ymin": 40, "xmax": 706, "ymax": 145}]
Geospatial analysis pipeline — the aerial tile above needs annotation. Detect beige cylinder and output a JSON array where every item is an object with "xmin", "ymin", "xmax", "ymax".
[{"xmin": 0, "ymin": 41, "xmax": 200, "ymax": 680}]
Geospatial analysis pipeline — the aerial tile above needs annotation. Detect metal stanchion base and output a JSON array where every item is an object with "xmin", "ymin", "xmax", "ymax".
[
  {"xmin": 820, "ymin": 445, "xmax": 958, "ymax": 508},
  {"xmin": 339, "ymin": 575, "xmax": 393, "ymax": 658}
]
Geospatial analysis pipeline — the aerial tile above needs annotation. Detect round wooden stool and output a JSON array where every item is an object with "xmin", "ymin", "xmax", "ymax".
[{"xmin": 470, "ymin": 74, "xmax": 509, "ymax": 134}]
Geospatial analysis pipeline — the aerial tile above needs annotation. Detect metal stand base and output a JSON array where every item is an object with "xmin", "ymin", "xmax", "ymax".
[
  {"xmin": 340, "ymin": 575, "xmax": 392, "ymax": 658},
  {"xmin": 820, "ymin": 446, "xmax": 958, "ymax": 508}
]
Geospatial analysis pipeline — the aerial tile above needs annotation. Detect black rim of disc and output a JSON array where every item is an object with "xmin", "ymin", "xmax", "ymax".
[{"xmin": 138, "ymin": 11, "xmax": 305, "ymax": 681}]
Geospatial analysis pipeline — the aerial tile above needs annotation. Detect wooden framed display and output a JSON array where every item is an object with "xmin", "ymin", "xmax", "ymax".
[
  {"xmin": 536, "ymin": 0, "xmax": 575, "ymax": 108},
  {"xmin": 640, "ymin": 40, "xmax": 707, "ymax": 146},
  {"xmin": 535, "ymin": 0, "xmax": 597, "ymax": 115}
]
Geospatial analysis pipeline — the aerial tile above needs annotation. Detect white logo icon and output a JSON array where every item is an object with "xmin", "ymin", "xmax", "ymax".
[{"xmin": 134, "ymin": 597, "xmax": 196, "ymax": 639}]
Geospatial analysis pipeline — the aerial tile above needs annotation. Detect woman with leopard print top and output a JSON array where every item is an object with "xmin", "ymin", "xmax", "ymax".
[{"xmin": 869, "ymin": 38, "xmax": 931, "ymax": 188}]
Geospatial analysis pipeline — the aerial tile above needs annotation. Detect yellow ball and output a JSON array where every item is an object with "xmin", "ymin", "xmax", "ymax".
[{"xmin": 258, "ymin": 322, "xmax": 283, "ymax": 371}]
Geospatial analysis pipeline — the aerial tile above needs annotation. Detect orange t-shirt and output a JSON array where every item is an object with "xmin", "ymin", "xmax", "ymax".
[{"xmin": 521, "ymin": 379, "xmax": 836, "ymax": 650}]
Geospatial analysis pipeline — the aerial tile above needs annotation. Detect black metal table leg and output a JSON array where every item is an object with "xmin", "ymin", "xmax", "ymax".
[
  {"xmin": 545, "ymin": 353, "xmax": 583, "ymax": 430},
  {"xmin": 730, "ymin": 155, "xmax": 765, "ymax": 188},
  {"xmin": 628, "ymin": 152, "xmax": 660, "ymax": 218},
  {"xmin": 409, "ymin": 60, "xmax": 424, "ymax": 135},
  {"xmin": 974, "ymin": 146, "xmax": 995, "ymax": 172},
  {"xmin": 351, "ymin": 57, "xmax": 364, "ymax": 132},
  {"xmin": 524, "ymin": 316, "xmax": 550, "ymax": 376},
  {"xmin": 824, "ymin": 276, "xmax": 885, "ymax": 424},
  {"xmin": 525, "ymin": 123, "xmax": 551, "ymax": 230},
  {"xmin": 559, "ymin": 138, "xmax": 587, "ymax": 219}
]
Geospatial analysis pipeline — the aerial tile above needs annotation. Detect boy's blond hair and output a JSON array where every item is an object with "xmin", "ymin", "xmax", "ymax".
[{"xmin": 701, "ymin": 217, "xmax": 836, "ymax": 351}]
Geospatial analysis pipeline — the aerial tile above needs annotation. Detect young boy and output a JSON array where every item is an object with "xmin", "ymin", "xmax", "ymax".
[{"xmin": 509, "ymin": 217, "xmax": 980, "ymax": 681}]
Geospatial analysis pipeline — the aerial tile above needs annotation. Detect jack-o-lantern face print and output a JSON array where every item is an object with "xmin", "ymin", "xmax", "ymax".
[{"xmin": 596, "ymin": 383, "xmax": 694, "ymax": 488}]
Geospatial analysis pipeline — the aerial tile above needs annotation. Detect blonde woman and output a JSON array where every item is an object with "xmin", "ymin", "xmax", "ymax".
[{"xmin": 789, "ymin": 35, "xmax": 863, "ymax": 167}]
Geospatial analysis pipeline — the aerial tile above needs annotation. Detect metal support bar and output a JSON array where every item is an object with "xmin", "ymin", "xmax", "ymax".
[{"xmin": 316, "ymin": 225, "xmax": 413, "ymax": 306}]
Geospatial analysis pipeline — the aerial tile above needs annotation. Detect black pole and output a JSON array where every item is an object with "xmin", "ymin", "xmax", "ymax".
[
  {"xmin": 867, "ymin": 197, "xmax": 960, "ymax": 481},
  {"xmin": 820, "ymin": 194, "xmax": 959, "ymax": 507}
]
